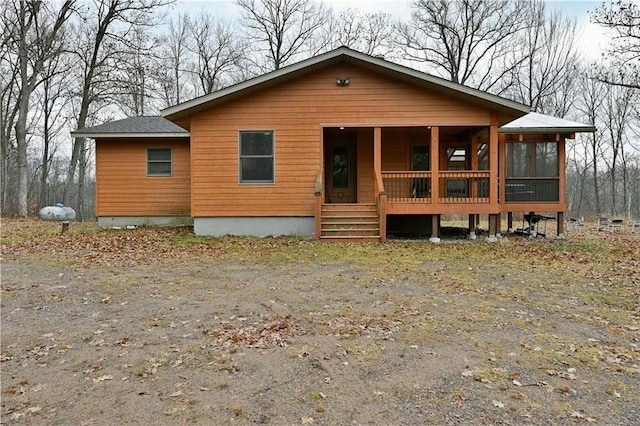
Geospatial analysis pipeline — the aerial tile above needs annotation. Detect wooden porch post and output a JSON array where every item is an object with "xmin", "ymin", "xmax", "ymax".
[
  {"xmin": 468, "ymin": 214, "xmax": 476, "ymax": 240},
  {"xmin": 557, "ymin": 212, "xmax": 565, "ymax": 239},
  {"xmin": 557, "ymin": 134, "xmax": 566, "ymax": 240},
  {"xmin": 471, "ymin": 133, "xmax": 478, "ymax": 199},
  {"xmin": 558, "ymin": 135, "xmax": 566, "ymax": 207},
  {"xmin": 489, "ymin": 113, "xmax": 499, "ymax": 206},
  {"xmin": 430, "ymin": 214, "xmax": 440, "ymax": 243},
  {"xmin": 507, "ymin": 212, "xmax": 513, "ymax": 232},
  {"xmin": 374, "ymin": 127, "xmax": 382, "ymax": 177},
  {"xmin": 499, "ymin": 133, "xmax": 506, "ymax": 205},
  {"xmin": 487, "ymin": 214, "xmax": 498, "ymax": 242},
  {"xmin": 374, "ymin": 127, "xmax": 387, "ymax": 243},
  {"xmin": 315, "ymin": 127, "xmax": 324, "ymax": 240},
  {"xmin": 430, "ymin": 126, "xmax": 439, "ymax": 204}
]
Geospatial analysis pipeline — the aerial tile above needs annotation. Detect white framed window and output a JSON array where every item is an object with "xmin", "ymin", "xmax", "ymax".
[
  {"xmin": 147, "ymin": 148, "xmax": 172, "ymax": 176},
  {"xmin": 239, "ymin": 131, "xmax": 274, "ymax": 183}
]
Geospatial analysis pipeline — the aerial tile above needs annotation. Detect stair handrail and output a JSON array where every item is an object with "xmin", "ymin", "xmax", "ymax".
[
  {"xmin": 314, "ymin": 170, "xmax": 323, "ymax": 239},
  {"xmin": 315, "ymin": 169, "xmax": 323, "ymax": 196}
]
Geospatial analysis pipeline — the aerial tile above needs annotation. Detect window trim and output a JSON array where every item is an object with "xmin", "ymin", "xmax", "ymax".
[
  {"xmin": 147, "ymin": 147, "xmax": 172, "ymax": 177},
  {"xmin": 238, "ymin": 130, "xmax": 275, "ymax": 184}
]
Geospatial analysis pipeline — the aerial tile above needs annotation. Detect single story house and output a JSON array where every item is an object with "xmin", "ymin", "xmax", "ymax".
[{"xmin": 73, "ymin": 47, "xmax": 595, "ymax": 242}]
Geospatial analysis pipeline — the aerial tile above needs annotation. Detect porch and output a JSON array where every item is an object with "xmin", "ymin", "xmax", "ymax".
[{"xmin": 314, "ymin": 124, "xmax": 566, "ymax": 242}]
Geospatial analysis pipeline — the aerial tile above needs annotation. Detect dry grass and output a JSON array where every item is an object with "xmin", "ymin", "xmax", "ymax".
[{"xmin": 1, "ymin": 218, "xmax": 639, "ymax": 425}]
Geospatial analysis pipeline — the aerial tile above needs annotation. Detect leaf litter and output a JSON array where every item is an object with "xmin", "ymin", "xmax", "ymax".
[{"xmin": 1, "ymin": 219, "xmax": 639, "ymax": 424}]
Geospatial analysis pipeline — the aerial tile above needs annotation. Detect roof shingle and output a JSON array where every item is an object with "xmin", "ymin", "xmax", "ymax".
[{"xmin": 72, "ymin": 116, "xmax": 188, "ymax": 138}]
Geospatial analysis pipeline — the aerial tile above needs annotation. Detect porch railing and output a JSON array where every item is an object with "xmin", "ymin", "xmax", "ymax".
[
  {"xmin": 438, "ymin": 171, "xmax": 490, "ymax": 203},
  {"xmin": 382, "ymin": 170, "xmax": 491, "ymax": 204},
  {"xmin": 381, "ymin": 171, "xmax": 432, "ymax": 203},
  {"xmin": 505, "ymin": 177, "xmax": 559, "ymax": 202}
]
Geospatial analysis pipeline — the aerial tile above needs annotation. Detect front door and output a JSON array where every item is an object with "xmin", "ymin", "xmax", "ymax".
[{"xmin": 325, "ymin": 131, "xmax": 357, "ymax": 203}]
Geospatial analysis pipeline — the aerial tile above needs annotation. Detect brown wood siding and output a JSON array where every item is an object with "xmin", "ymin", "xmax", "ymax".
[
  {"xmin": 190, "ymin": 63, "xmax": 494, "ymax": 217},
  {"xmin": 381, "ymin": 128, "xmax": 410, "ymax": 170},
  {"xmin": 95, "ymin": 138, "xmax": 190, "ymax": 216}
]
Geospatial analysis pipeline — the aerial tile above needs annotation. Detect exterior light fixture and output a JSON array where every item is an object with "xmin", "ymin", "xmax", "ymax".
[{"xmin": 336, "ymin": 77, "xmax": 350, "ymax": 86}]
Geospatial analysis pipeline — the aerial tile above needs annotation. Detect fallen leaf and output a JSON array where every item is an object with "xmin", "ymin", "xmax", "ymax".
[
  {"xmin": 571, "ymin": 411, "xmax": 585, "ymax": 419},
  {"xmin": 462, "ymin": 370, "xmax": 474, "ymax": 377},
  {"xmin": 92, "ymin": 375, "xmax": 113, "ymax": 383},
  {"xmin": 301, "ymin": 416, "xmax": 314, "ymax": 424},
  {"xmin": 493, "ymin": 400, "xmax": 505, "ymax": 408},
  {"xmin": 512, "ymin": 379, "xmax": 523, "ymax": 386},
  {"xmin": 169, "ymin": 390, "xmax": 183, "ymax": 397}
]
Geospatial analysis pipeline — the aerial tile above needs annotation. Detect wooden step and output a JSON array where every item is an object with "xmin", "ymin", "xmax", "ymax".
[
  {"xmin": 320, "ymin": 203, "xmax": 381, "ymax": 242},
  {"xmin": 321, "ymin": 221, "xmax": 379, "ymax": 226},
  {"xmin": 320, "ymin": 235, "xmax": 382, "ymax": 243}
]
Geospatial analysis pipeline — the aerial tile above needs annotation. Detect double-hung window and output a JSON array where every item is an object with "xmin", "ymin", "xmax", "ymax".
[
  {"xmin": 239, "ymin": 131, "xmax": 274, "ymax": 183},
  {"xmin": 147, "ymin": 148, "xmax": 172, "ymax": 176}
]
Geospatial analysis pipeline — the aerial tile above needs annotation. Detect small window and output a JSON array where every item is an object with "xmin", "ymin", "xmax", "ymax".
[
  {"xmin": 147, "ymin": 148, "xmax": 172, "ymax": 176},
  {"xmin": 239, "ymin": 131, "xmax": 274, "ymax": 183}
]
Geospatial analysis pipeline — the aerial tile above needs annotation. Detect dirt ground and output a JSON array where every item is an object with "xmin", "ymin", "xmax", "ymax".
[{"xmin": 1, "ymin": 219, "xmax": 639, "ymax": 425}]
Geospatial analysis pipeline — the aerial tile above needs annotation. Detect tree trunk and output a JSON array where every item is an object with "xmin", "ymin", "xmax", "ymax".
[
  {"xmin": 40, "ymin": 78, "xmax": 51, "ymax": 207},
  {"xmin": 14, "ymin": 96, "xmax": 29, "ymax": 217},
  {"xmin": 15, "ymin": 0, "xmax": 30, "ymax": 217},
  {"xmin": 591, "ymin": 139, "xmax": 600, "ymax": 215}
]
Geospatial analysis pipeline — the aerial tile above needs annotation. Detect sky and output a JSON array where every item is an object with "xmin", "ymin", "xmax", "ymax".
[{"xmin": 176, "ymin": 0, "xmax": 609, "ymax": 60}]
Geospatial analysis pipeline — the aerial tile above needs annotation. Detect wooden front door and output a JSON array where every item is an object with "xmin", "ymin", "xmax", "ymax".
[{"xmin": 325, "ymin": 132, "xmax": 357, "ymax": 203}]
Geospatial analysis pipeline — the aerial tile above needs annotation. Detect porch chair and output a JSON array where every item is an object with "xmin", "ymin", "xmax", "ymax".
[
  {"xmin": 566, "ymin": 217, "xmax": 584, "ymax": 231},
  {"xmin": 608, "ymin": 219, "xmax": 624, "ymax": 233},
  {"xmin": 628, "ymin": 219, "xmax": 640, "ymax": 232},
  {"xmin": 597, "ymin": 216, "xmax": 609, "ymax": 231}
]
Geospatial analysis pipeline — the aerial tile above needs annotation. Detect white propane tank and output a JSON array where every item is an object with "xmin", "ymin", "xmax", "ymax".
[{"xmin": 39, "ymin": 203, "xmax": 76, "ymax": 221}]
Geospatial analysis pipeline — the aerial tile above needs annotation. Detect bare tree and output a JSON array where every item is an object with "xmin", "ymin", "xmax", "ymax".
[
  {"xmin": 114, "ymin": 25, "xmax": 162, "ymax": 116},
  {"xmin": 575, "ymin": 75, "xmax": 606, "ymax": 216},
  {"xmin": 236, "ymin": 0, "xmax": 329, "ymax": 71},
  {"xmin": 0, "ymin": 25, "xmax": 21, "ymax": 212},
  {"xmin": 328, "ymin": 8, "xmax": 397, "ymax": 58},
  {"xmin": 601, "ymin": 84, "xmax": 635, "ymax": 217},
  {"xmin": 590, "ymin": 0, "xmax": 640, "ymax": 90},
  {"xmin": 157, "ymin": 12, "xmax": 190, "ymax": 107},
  {"xmin": 63, "ymin": 0, "xmax": 174, "ymax": 214},
  {"xmin": 506, "ymin": 1, "xmax": 581, "ymax": 116},
  {"xmin": 3, "ymin": 0, "xmax": 75, "ymax": 217},
  {"xmin": 397, "ymin": 0, "xmax": 530, "ymax": 92},
  {"xmin": 38, "ymin": 50, "xmax": 74, "ymax": 208},
  {"xmin": 189, "ymin": 12, "xmax": 243, "ymax": 95}
]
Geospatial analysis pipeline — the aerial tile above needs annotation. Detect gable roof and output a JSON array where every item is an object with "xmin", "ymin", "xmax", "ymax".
[
  {"xmin": 499, "ymin": 112, "xmax": 596, "ymax": 134},
  {"xmin": 161, "ymin": 46, "xmax": 530, "ymax": 122},
  {"xmin": 72, "ymin": 116, "xmax": 189, "ymax": 138}
]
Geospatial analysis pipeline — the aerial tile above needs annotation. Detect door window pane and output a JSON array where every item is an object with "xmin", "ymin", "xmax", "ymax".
[{"xmin": 332, "ymin": 146, "xmax": 349, "ymax": 188}]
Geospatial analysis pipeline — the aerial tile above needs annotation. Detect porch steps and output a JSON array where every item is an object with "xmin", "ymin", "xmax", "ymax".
[{"xmin": 320, "ymin": 203, "xmax": 381, "ymax": 242}]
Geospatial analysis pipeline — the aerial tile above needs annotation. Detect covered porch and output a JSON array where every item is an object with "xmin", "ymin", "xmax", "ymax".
[
  {"xmin": 315, "ymin": 119, "xmax": 502, "ymax": 242},
  {"xmin": 313, "ymin": 111, "xmax": 593, "ymax": 242}
]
